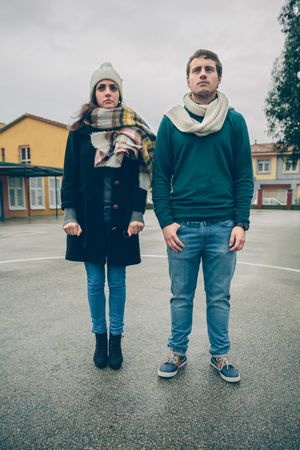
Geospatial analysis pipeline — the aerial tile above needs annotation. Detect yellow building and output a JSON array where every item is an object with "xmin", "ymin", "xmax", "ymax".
[
  {"xmin": 252, "ymin": 143, "xmax": 277, "ymax": 181},
  {"xmin": 0, "ymin": 114, "xmax": 68, "ymax": 219},
  {"xmin": 251, "ymin": 143, "xmax": 300, "ymax": 205}
]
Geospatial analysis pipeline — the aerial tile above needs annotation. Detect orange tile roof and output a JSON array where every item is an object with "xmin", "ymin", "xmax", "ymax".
[
  {"xmin": 0, "ymin": 113, "xmax": 68, "ymax": 133},
  {"xmin": 251, "ymin": 143, "xmax": 275, "ymax": 153}
]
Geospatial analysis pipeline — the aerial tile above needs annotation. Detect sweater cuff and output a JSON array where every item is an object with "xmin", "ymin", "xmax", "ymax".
[
  {"xmin": 130, "ymin": 211, "xmax": 144, "ymax": 224},
  {"xmin": 63, "ymin": 208, "xmax": 78, "ymax": 226}
]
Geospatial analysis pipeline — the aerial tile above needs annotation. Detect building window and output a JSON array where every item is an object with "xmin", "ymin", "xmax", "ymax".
[
  {"xmin": 48, "ymin": 177, "xmax": 62, "ymax": 209},
  {"xmin": 19, "ymin": 146, "xmax": 31, "ymax": 164},
  {"xmin": 1, "ymin": 147, "xmax": 5, "ymax": 162},
  {"xmin": 283, "ymin": 159, "xmax": 299, "ymax": 174},
  {"xmin": 257, "ymin": 159, "xmax": 271, "ymax": 174},
  {"xmin": 8, "ymin": 177, "xmax": 25, "ymax": 210},
  {"xmin": 30, "ymin": 177, "xmax": 45, "ymax": 209}
]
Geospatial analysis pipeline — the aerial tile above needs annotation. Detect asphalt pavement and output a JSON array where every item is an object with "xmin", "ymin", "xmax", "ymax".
[{"xmin": 0, "ymin": 210, "xmax": 299, "ymax": 450}]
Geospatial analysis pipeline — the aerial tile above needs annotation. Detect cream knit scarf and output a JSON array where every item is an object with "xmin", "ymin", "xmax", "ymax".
[{"xmin": 165, "ymin": 91, "xmax": 230, "ymax": 136}]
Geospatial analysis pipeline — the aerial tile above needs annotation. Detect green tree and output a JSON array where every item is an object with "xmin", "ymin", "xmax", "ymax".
[{"xmin": 265, "ymin": 0, "xmax": 300, "ymax": 157}]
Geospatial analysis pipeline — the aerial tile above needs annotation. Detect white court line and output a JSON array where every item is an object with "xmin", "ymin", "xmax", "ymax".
[
  {"xmin": 0, "ymin": 256, "xmax": 64, "ymax": 264},
  {"xmin": 238, "ymin": 261, "xmax": 300, "ymax": 273},
  {"xmin": 0, "ymin": 254, "xmax": 299, "ymax": 273},
  {"xmin": 142, "ymin": 255, "xmax": 300, "ymax": 273},
  {"xmin": 143, "ymin": 255, "xmax": 300, "ymax": 273}
]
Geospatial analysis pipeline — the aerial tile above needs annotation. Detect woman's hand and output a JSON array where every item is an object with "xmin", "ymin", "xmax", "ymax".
[
  {"xmin": 127, "ymin": 221, "xmax": 144, "ymax": 237},
  {"xmin": 63, "ymin": 222, "xmax": 83, "ymax": 236}
]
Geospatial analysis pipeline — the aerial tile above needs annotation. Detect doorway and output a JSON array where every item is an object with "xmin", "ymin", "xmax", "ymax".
[{"xmin": 0, "ymin": 183, "xmax": 3, "ymax": 220}]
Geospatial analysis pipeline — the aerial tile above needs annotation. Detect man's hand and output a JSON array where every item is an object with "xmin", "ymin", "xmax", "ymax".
[
  {"xmin": 127, "ymin": 221, "xmax": 144, "ymax": 237},
  {"xmin": 63, "ymin": 222, "xmax": 82, "ymax": 236},
  {"xmin": 162, "ymin": 223, "xmax": 185, "ymax": 253},
  {"xmin": 229, "ymin": 226, "xmax": 245, "ymax": 252}
]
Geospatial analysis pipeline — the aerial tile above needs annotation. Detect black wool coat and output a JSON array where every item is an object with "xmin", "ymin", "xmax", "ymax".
[{"xmin": 61, "ymin": 125, "xmax": 147, "ymax": 266}]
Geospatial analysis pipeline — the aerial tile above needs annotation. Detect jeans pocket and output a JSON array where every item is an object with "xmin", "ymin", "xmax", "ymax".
[
  {"xmin": 176, "ymin": 223, "xmax": 185, "ymax": 234},
  {"xmin": 219, "ymin": 220, "xmax": 235, "ymax": 228}
]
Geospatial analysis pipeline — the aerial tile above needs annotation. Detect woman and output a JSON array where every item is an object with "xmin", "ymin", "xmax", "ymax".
[{"xmin": 61, "ymin": 62, "xmax": 155, "ymax": 370}]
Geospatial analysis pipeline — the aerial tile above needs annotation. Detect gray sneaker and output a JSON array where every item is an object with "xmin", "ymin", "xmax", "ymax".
[
  {"xmin": 210, "ymin": 355, "xmax": 240, "ymax": 383},
  {"xmin": 158, "ymin": 351, "xmax": 187, "ymax": 378}
]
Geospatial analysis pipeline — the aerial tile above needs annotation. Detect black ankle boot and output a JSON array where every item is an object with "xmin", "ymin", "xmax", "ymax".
[
  {"xmin": 93, "ymin": 332, "xmax": 108, "ymax": 368},
  {"xmin": 108, "ymin": 333, "xmax": 123, "ymax": 370}
]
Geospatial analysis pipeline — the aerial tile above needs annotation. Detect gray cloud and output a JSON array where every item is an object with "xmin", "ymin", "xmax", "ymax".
[{"xmin": 0, "ymin": 0, "xmax": 284, "ymax": 142}]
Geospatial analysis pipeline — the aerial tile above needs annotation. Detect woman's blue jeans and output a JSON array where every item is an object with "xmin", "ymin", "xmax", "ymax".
[
  {"xmin": 167, "ymin": 220, "xmax": 236, "ymax": 356},
  {"xmin": 84, "ymin": 263, "xmax": 126, "ymax": 336}
]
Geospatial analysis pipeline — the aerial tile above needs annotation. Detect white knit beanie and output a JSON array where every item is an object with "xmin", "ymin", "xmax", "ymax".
[{"xmin": 89, "ymin": 62, "xmax": 123, "ymax": 100}]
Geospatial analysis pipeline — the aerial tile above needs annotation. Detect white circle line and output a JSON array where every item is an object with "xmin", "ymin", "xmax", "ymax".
[
  {"xmin": 0, "ymin": 256, "xmax": 64, "ymax": 264},
  {"xmin": 238, "ymin": 261, "xmax": 300, "ymax": 273},
  {"xmin": 142, "ymin": 255, "xmax": 300, "ymax": 273},
  {"xmin": 0, "ymin": 254, "xmax": 299, "ymax": 274}
]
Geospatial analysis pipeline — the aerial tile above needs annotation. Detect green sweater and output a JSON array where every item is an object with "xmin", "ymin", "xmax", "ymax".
[{"xmin": 152, "ymin": 108, "xmax": 254, "ymax": 229}]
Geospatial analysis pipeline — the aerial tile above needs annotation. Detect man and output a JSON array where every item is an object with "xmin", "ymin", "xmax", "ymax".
[{"xmin": 152, "ymin": 49, "xmax": 254, "ymax": 382}]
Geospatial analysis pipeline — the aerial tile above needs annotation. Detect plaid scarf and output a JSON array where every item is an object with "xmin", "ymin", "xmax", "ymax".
[{"xmin": 88, "ymin": 106, "xmax": 155, "ymax": 179}]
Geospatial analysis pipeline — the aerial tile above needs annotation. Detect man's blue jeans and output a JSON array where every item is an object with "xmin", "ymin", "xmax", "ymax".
[
  {"xmin": 84, "ymin": 263, "xmax": 126, "ymax": 336},
  {"xmin": 167, "ymin": 220, "xmax": 236, "ymax": 356}
]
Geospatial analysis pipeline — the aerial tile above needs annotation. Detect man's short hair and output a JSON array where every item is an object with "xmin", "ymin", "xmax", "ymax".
[{"xmin": 186, "ymin": 49, "xmax": 222, "ymax": 78}]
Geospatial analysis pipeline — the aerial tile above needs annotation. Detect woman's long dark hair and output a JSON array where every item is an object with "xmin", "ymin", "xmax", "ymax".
[{"xmin": 70, "ymin": 100, "xmax": 97, "ymax": 131}]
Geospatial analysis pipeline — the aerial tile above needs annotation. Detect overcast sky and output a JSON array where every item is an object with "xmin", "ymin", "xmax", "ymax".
[{"xmin": 1, "ymin": 0, "xmax": 285, "ymax": 143}]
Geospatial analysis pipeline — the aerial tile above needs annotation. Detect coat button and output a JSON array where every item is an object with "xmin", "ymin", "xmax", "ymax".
[
  {"xmin": 112, "ymin": 204, "xmax": 119, "ymax": 210},
  {"xmin": 114, "ymin": 180, "xmax": 120, "ymax": 186},
  {"xmin": 111, "ymin": 226, "xmax": 118, "ymax": 231}
]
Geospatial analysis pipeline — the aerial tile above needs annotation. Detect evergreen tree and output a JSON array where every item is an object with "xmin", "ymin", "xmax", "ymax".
[{"xmin": 265, "ymin": 0, "xmax": 300, "ymax": 157}]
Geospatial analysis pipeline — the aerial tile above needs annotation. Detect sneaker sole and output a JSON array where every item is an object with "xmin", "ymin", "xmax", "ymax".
[
  {"xmin": 157, "ymin": 360, "xmax": 187, "ymax": 378},
  {"xmin": 210, "ymin": 361, "xmax": 241, "ymax": 383}
]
